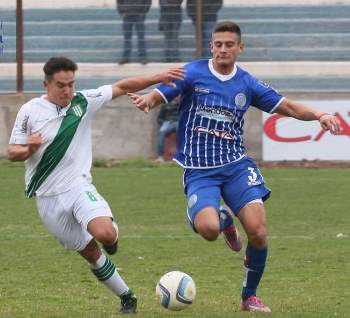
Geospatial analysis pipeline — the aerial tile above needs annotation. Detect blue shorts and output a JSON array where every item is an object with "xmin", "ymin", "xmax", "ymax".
[{"xmin": 183, "ymin": 156, "xmax": 271, "ymax": 230}]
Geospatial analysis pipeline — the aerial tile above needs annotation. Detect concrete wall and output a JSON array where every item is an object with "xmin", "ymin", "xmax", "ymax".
[
  {"xmin": 91, "ymin": 95, "xmax": 160, "ymax": 159},
  {"xmin": 0, "ymin": 92, "xmax": 262, "ymax": 160},
  {"xmin": 2, "ymin": 92, "xmax": 349, "ymax": 161},
  {"xmin": 0, "ymin": 92, "xmax": 159, "ymax": 160}
]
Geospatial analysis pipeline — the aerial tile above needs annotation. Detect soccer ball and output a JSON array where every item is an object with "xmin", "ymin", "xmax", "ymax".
[{"xmin": 156, "ymin": 271, "xmax": 196, "ymax": 311}]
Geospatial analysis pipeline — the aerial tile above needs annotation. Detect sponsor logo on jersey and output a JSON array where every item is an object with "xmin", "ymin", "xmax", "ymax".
[
  {"xmin": 259, "ymin": 80, "xmax": 279, "ymax": 94},
  {"xmin": 234, "ymin": 93, "xmax": 247, "ymax": 108},
  {"xmin": 194, "ymin": 87, "xmax": 210, "ymax": 94},
  {"xmin": 197, "ymin": 104, "xmax": 234, "ymax": 122},
  {"xmin": 20, "ymin": 115, "xmax": 29, "ymax": 133},
  {"xmin": 195, "ymin": 126, "xmax": 234, "ymax": 140},
  {"xmin": 86, "ymin": 92, "xmax": 102, "ymax": 98},
  {"xmin": 34, "ymin": 118, "xmax": 51, "ymax": 123}
]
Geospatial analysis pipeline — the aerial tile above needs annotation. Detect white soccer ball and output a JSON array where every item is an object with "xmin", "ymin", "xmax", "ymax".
[{"xmin": 156, "ymin": 271, "xmax": 196, "ymax": 311}]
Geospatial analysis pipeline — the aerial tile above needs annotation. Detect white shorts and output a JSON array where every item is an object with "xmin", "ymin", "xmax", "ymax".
[{"xmin": 36, "ymin": 182, "xmax": 113, "ymax": 251}]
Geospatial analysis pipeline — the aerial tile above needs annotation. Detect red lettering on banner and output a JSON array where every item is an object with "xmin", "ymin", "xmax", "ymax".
[
  {"xmin": 264, "ymin": 112, "xmax": 350, "ymax": 142},
  {"xmin": 263, "ymin": 114, "xmax": 311, "ymax": 142},
  {"xmin": 314, "ymin": 112, "xmax": 350, "ymax": 141}
]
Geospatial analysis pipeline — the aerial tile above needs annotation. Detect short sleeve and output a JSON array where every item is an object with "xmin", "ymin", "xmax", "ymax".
[
  {"xmin": 154, "ymin": 65, "xmax": 191, "ymax": 103},
  {"xmin": 9, "ymin": 104, "xmax": 31, "ymax": 144},
  {"xmin": 250, "ymin": 78, "xmax": 284, "ymax": 113},
  {"xmin": 80, "ymin": 85, "xmax": 113, "ymax": 114}
]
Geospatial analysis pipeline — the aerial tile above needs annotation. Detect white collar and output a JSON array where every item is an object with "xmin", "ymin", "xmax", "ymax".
[
  {"xmin": 208, "ymin": 59, "xmax": 237, "ymax": 81},
  {"xmin": 41, "ymin": 95, "xmax": 70, "ymax": 115}
]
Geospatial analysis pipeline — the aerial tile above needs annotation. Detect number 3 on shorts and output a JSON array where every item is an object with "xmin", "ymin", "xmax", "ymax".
[
  {"xmin": 247, "ymin": 167, "xmax": 263, "ymax": 186},
  {"xmin": 248, "ymin": 167, "xmax": 257, "ymax": 183}
]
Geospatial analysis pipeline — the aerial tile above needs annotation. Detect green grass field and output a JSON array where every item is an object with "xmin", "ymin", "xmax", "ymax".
[{"xmin": 0, "ymin": 160, "xmax": 349, "ymax": 318}]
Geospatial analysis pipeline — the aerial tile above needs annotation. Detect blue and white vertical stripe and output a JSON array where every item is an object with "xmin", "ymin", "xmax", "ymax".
[
  {"xmin": 178, "ymin": 95, "xmax": 245, "ymax": 168},
  {"xmin": 156, "ymin": 59, "xmax": 284, "ymax": 169}
]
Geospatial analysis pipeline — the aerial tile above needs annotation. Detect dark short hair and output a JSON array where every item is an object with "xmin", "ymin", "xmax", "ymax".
[
  {"xmin": 43, "ymin": 56, "xmax": 78, "ymax": 80},
  {"xmin": 213, "ymin": 21, "xmax": 241, "ymax": 41}
]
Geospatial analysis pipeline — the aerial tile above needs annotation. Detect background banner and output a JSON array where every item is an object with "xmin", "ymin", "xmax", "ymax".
[{"xmin": 262, "ymin": 100, "xmax": 350, "ymax": 161}]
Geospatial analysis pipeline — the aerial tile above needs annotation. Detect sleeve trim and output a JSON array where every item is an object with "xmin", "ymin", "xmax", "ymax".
[
  {"xmin": 154, "ymin": 88, "xmax": 168, "ymax": 104},
  {"xmin": 269, "ymin": 96, "xmax": 285, "ymax": 113}
]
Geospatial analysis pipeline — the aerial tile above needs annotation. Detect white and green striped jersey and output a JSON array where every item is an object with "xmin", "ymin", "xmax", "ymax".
[{"xmin": 9, "ymin": 85, "xmax": 113, "ymax": 197}]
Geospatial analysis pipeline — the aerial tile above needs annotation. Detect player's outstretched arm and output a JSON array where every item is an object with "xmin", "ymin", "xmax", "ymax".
[
  {"xmin": 111, "ymin": 67, "xmax": 184, "ymax": 99},
  {"xmin": 128, "ymin": 90, "xmax": 164, "ymax": 113},
  {"xmin": 275, "ymin": 98, "xmax": 341, "ymax": 134},
  {"xmin": 8, "ymin": 133, "xmax": 43, "ymax": 161}
]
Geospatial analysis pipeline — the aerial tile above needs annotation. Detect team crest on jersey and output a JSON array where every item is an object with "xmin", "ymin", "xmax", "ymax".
[
  {"xmin": 72, "ymin": 104, "xmax": 83, "ymax": 117},
  {"xmin": 234, "ymin": 93, "xmax": 246, "ymax": 108}
]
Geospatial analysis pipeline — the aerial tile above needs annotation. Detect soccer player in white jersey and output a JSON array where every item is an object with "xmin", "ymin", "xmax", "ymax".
[
  {"xmin": 128, "ymin": 22, "xmax": 341, "ymax": 312},
  {"xmin": 8, "ymin": 56, "xmax": 184, "ymax": 314}
]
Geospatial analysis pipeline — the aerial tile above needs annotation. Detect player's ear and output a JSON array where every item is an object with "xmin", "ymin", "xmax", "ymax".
[
  {"xmin": 210, "ymin": 41, "xmax": 214, "ymax": 54},
  {"xmin": 239, "ymin": 41, "xmax": 245, "ymax": 53}
]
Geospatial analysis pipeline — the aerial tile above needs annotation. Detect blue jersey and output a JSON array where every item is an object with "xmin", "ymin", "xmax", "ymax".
[{"xmin": 155, "ymin": 59, "xmax": 284, "ymax": 168}]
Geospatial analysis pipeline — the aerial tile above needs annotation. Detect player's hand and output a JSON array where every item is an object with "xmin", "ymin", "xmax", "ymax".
[
  {"xmin": 27, "ymin": 133, "xmax": 43, "ymax": 154},
  {"xmin": 128, "ymin": 93, "xmax": 151, "ymax": 113},
  {"xmin": 160, "ymin": 67, "xmax": 184, "ymax": 88},
  {"xmin": 318, "ymin": 113, "xmax": 341, "ymax": 134}
]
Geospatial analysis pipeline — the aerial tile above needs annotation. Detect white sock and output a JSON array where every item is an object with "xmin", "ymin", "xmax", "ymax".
[{"xmin": 91, "ymin": 254, "xmax": 129, "ymax": 296}]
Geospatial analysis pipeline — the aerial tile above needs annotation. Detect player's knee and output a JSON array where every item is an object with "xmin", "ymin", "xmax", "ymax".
[
  {"xmin": 196, "ymin": 223, "xmax": 220, "ymax": 241},
  {"xmin": 248, "ymin": 225, "xmax": 268, "ymax": 248},
  {"xmin": 94, "ymin": 227, "xmax": 117, "ymax": 246}
]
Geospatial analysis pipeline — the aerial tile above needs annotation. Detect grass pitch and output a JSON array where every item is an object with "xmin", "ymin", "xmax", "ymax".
[{"xmin": 0, "ymin": 160, "xmax": 349, "ymax": 318}]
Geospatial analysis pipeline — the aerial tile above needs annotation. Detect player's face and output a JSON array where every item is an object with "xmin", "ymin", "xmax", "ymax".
[
  {"xmin": 211, "ymin": 32, "xmax": 244, "ymax": 68},
  {"xmin": 44, "ymin": 70, "xmax": 76, "ymax": 107}
]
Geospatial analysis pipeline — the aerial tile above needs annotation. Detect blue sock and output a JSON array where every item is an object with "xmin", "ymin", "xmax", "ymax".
[
  {"xmin": 241, "ymin": 243, "xmax": 268, "ymax": 300},
  {"xmin": 218, "ymin": 206, "xmax": 233, "ymax": 232}
]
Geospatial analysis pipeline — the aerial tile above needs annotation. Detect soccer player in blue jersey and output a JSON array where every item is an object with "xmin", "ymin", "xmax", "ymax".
[{"xmin": 129, "ymin": 21, "xmax": 340, "ymax": 312}]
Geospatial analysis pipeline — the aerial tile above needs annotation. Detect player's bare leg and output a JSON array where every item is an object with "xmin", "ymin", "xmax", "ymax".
[
  {"xmin": 88, "ymin": 216, "xmax": 118, "ymax": 255},
  {"xmin": 193, "ymin": 207, "xmax": 220, "ymax": 241},
  {"xmin": 193, "ymin": 206, "xmax": 242, "ymax": 252},
  {"xmin": 81, "ymin": 222, "xmax": 137, "ymax": 314}
]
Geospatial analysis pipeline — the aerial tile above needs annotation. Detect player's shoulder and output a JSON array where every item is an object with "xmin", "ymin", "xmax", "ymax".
[
  {"xmin": 78, "ymin": 85, "xmax": 112, "ymax": 101},
  {"xmin": 185, "ymin": 59, "xmax": 209, "ymax": 72},
  {"xmin": 184, "ymin": 59, "xmax": 211, "ymax": 81},
  {"xmin": 235, "ymin": 64, "xmax": 255, "ymax": 79},
  {"xmin": 235, "ymin": 64, "xmax": 260, "ymax": 86},
  {"xmin": 19, "ymin": 96, "xmax": 44, "ymax": 113}
]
